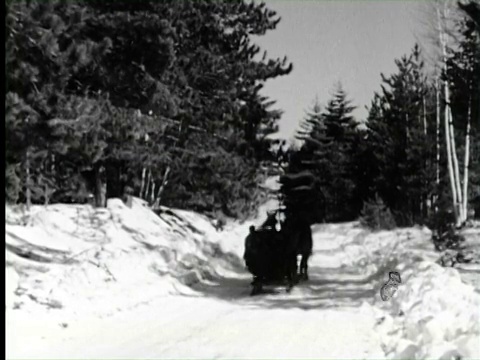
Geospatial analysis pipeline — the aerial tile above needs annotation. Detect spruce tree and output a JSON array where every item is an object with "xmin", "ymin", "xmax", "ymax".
[
  {"xmin": 366, "ymin": 45, "xmax": 436, "ymax": 225},
  {"xmin": 297, "ymin": 85, "xmax": 357, "ymax": 221},
  {"xmin": 321, "ymin": 83, "xmax": 358, "ymax": 220},
  {"xmin": 283, "ymin": 85, "xmax": 358, "ymax": 222}
]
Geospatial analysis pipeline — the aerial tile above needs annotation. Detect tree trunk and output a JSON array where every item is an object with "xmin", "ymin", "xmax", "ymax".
[
  {"xmin": 422, "ymin": 95, "xmax": 429, "ymax": 218},
  {"xmin": 435, "ymin": 77, "xmax": 441, "ymax": 211},
  {"xmin": 94, "ymin": 164, "xmax": 106, "ymax": 208},
  {"xmin": 144, "ymin": 169, "xmax": 151, "ymax": 201},
  {"xmin": 443, "ymin": 89, "xmax": 458, "ymax": 218},
  {"xmin": 448, "ymin": 104, "xmax": 464, "ymax": 221},
  {"xmin": 444, "ymin": 98, "xmax": 461, "ymax": 221},
  {"xmin": 25, "ymin": 147, "xmax": 31, "ymax": 210},
  {"xmin": 44, "ymin": 181, "xmax": 52, "ymax": 206},
  {"xmin": 150, "ymin": 181, "xmax": 156, "ymax": 205},
  {"xmin": 437, "ymin": 5, "xmax": 464, "ymax": 225},
  {"xmin": 44, "ymin": 183, "xmax": 49, "ymax": 206},
  {"xmin": 154, "ymin": 166, "xmax": 171, "ymax": 209},
  {"xmin": 140, "ymin": 167, "xmax": 146, "ymax": 198},
  {"xmin": 462, "ymin": 91, "xmax": 472, "ymax": 221}
]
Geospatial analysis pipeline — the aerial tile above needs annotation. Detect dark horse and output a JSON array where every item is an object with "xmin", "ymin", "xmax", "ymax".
[
  {"xmin": 244, "ymin": 212, "xmax": 313, "ymax": 295},
  {"xmin": 281, "ymin": 214, "xmax": 313, "ymax": 282}
]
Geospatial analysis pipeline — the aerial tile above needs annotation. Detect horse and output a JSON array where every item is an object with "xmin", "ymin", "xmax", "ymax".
[{"xmin": 280, "ymin": 214, "xmax": 313, "ymax": 282}]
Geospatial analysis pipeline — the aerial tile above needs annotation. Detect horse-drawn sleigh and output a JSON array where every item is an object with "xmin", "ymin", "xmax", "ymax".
[
  {"xmin": 243, "ymin": 170, "xmax": 324, "ymax": 295},
  {"xmin": 243, "ymin": 211, "xmax": 313, "ymax": 295}
]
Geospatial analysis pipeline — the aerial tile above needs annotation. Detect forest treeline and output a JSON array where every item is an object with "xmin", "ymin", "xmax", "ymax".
[
  {"xmin": 282, "ymin": 1, "xmax": 480, "ymax": 228},
  {"xmin": 5, "ymin": 0, "xmax": 480, "ymax": 227},
  {"xmin": 5, "ymin": 0, "xmax": 292, "ymax": 220}
]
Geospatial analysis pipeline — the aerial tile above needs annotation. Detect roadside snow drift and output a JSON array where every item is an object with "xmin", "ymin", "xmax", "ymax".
[
  {"xmin": 365, "ymin": 229, "xmax": 480, "ymax": 360},
  {"xmin": 381, "ymin": 261, "xmax": 480, "ymax": 359},
  {"xmin": 6, "ymin": 198, "xmax": 244, "ymax": 318}
]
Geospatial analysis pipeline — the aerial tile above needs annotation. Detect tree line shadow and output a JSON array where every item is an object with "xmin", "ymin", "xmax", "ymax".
[{"xmin": 187, "ymin": 264, "xmax": 380, "ymax": 311}]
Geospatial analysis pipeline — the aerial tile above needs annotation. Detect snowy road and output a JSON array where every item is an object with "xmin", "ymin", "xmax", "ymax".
[
  {"xmin": 7, "ymin": 229, "xmax": 385, "ymax": 359},
  {"xmin": 8, "ymin": 298, "xmax": 383, "ymax": 359},
  {"xmin": 7, "ymin": 264, "xmax": 384, "ymax": 359}
]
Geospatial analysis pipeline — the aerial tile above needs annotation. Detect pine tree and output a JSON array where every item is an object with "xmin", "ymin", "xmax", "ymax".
[
  {"xmin": 6, "ymin": 0, "xmax": 292, "ymax": 218},
  {"xmin": 5, "ymin": 0, "xmax": 101, "ymax": 205},
  {"xmin": 150, "ymin": 0, "xmax": 292, "ymax": 216}
]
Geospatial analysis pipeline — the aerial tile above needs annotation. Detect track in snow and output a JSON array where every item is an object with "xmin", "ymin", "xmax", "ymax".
[{"xmin": 7, "ymin": 229, "xmax": 385, "ymax": 359}]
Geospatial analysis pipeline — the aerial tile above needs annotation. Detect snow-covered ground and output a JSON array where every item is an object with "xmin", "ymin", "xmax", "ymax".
[{"xmin": 5, "ymin": 197, "xmax": 480, "ymax": 359}]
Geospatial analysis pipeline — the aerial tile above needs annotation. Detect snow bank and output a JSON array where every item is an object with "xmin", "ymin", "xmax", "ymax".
[
  {"xmin": 313, "ymin": 224, "xmax": 433, "ymax": 281},
  {"xmin": 372, "ymin": 261, "xmax": 480, "ymax": 359},
  {"xmin": 360, "ymin": 229, "xmax": 480, "ymax": 360},
  {"xmin": 5, "ymin": 198, "xmax": 246, "ymax": 318},
  {"xmin": 313, "ymin": 224, "xmax": 479, "ymax": 359}
]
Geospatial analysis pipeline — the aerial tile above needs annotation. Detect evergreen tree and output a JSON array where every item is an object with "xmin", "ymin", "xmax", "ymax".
[
  {"xmin": 305, "ymin": 86, "xmax": 356, "ymax": 221},
  {"xmin": 284, "ymin": 84, "xmax": 358, "ymax": 222},
  {"xmin": 321, "ymin": 83, "xmax": 358, "ymax": 220},
  {"xmin": 323, "ymin": 83, "xmax": 356, "ymax": 141},
  {"xmin": 5, "ymin": 0, "xmax": 292, "ymax": 219},
  {"xmin": 366, "ymin": 45, "xmax": 437, "ymax": 225},
  {"xmin": 5, "ymin": 0, "xmax": 109, "ymax": 205}
]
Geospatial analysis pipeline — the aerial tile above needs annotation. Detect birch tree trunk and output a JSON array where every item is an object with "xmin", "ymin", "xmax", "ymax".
[
  {"xmin": 435, "ymin": 78, "xmax": 441, "ymax": 202},
  {"xmin": 444, "ymin": 102, "xmax": 458, "ymax": 217},
  {"xmin": 448, "ymin": 103, "xmax": 464, "ymax": 218},
  {"xmin": 422, "ymin": 95, "xmax": 429, "ymax": 217},
  {"xmin": 437, "ymin": 4, "xmax": 464, "ymax": 225},
  {"xmin": 462, "ymin": 90, "xmax": 472, "ymax": 220}
]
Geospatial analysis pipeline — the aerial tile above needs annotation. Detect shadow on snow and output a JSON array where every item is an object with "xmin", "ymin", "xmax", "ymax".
[{"xmin": 186, "ymin": 264, "xmax": 379, "ymax": 311}]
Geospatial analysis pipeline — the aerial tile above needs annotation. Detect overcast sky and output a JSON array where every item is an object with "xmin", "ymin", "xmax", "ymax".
[{"xmin": 253, "ymin": 0, "xmax": 425, "ymax": 142}]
